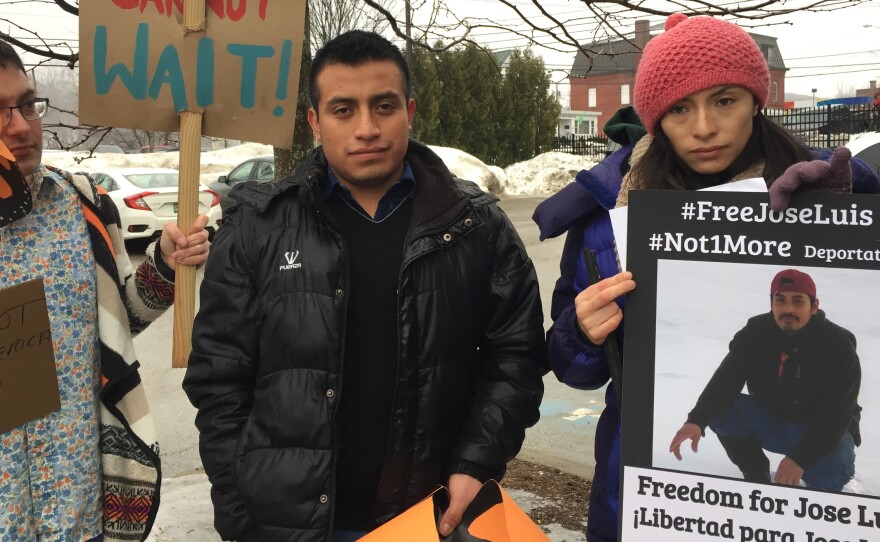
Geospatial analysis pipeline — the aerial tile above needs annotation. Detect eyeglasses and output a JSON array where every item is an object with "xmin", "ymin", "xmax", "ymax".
[{"xmin": 0, "ymin": 98, "xmax": 49, "ymax": 127}]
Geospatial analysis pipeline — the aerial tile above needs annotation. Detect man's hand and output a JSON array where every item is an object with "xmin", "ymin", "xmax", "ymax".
[
  {"xmin": 669, "ymin": 423, "xmax": 702, "ymax": 461},
  {"xmin": 438, "ymin": 473, "xmax": 483, "ymax": 537},
  {"xmin": 574, "ymin": 271, "xmax": 635, "ymax": 345},
  {"xmin": 774, "ymin": 457, "xmax": 804, "ymax": 486},
  {"xmin": 159, "ymin": 214, "xmax": 211, "ymax": 267}
]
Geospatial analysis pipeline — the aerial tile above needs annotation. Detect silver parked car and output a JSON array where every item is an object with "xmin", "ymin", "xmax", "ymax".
[{"xmin": 206, "ymin": 156, "xmax": 276, "ymax": 215}]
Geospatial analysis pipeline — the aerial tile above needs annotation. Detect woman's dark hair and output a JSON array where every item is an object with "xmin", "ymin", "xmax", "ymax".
[{"xmin": 630, "ymin": 111, "xmax": 812, "ymax": 191}]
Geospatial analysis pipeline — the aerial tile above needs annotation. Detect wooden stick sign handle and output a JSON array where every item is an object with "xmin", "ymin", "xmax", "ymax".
[
  {"xmin": 172, "ymin": 111, "xmax": 202, "ymax": 368},
  {"xmin": 172, "ymin": 0, "xmax": 207, "ymax": 368}
]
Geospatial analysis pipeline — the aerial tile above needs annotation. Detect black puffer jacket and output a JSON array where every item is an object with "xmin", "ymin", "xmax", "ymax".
[{"xmin": 183, "ymin": 141, "xmax": 547, "ymax": 541}]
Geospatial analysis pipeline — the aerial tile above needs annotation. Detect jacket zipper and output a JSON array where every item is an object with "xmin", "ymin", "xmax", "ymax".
[{"xmin": 371, "ymin": 203, "xmax": 479, "ymax": 515}]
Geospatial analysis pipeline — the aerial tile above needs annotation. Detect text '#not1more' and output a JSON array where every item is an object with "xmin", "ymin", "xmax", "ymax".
[{"xmin": 647, "ymin": 232, "xmax": 880, "ymax": 262}]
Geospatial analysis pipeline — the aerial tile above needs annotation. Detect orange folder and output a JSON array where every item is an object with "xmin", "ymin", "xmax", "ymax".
[
  {"xmin": 0, "ymin": 138, "xmax": 32, "ymax": 226},
  {"xmin": 358, "ymin": 480, "xmax": 551, "ymax": 542}
]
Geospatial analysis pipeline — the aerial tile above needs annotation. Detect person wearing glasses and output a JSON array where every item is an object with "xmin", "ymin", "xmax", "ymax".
[{"xmin": 0, "ymin": 41, "xmax": 210, "ymax": 542}]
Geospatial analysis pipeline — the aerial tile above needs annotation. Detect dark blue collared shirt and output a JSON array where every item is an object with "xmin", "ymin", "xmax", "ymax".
[{"xmin": 324, "ymin": 162, "xmax": 415, "ymax": 222}]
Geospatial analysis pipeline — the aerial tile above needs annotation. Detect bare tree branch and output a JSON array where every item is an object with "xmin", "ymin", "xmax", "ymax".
[
  {"xmin": 311, "ymin": 0, "xmax": 397, "ymax": 51},
  {"xmin": 1, "ymin": 0, "xmax": 865, "ymax": 71},
  {"xmin": 0, "ymin": 0, "xmax": 871, "ymax": 154},
  {"xmin": 351, "ymin": 0, "xmax": 868, "ymax": 74},
  {"xmin": 0, "ymin": 29, "xmax": 78, "ymax": 67},
  {"xmin": 362, "ymin": 0, "xmax": 475, "ymax": 52},
  {"xmin": 53, "ymin": 0, "xmax": 79, "ymax": 16}
]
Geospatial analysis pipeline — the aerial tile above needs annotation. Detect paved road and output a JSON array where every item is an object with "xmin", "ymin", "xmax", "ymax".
[{"xmin": 133, "ymin": 195, "xmax": 603, "ymax": 481}]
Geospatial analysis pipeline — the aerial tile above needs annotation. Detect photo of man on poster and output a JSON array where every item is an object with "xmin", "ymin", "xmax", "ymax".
[
  {"xmin": 620, "ymin": 190, "xmax": 880, "ymax": 541},
  {"xmin": 668, "ymin": 268, "xmax": 861, "ymax": 491}
]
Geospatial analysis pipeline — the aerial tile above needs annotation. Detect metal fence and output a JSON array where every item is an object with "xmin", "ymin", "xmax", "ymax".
[
  {"xmin": 762, "ymin": 103, "xmax": 875, "ymax": 149},
  {"xmin": 551, "ymin": 104, "xmax": 878, "ymax": 157},
  {"xmin": 547, "ymin": 134, "xmax": 610, "ymax": 160}
]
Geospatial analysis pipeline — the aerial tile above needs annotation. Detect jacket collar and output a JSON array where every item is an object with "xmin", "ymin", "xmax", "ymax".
[{"xmin": 230, "ymin": 140, "xmax": 492, "ymax": 231}]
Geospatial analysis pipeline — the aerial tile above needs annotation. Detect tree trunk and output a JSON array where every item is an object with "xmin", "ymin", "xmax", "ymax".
[{"xmin": 274, "ymin": 1, "xmax": 312, "ymax": 177}]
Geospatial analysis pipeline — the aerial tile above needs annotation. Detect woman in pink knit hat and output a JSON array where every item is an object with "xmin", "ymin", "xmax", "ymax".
[
  {"xmin": 538, "ymin": 13, "xmax": 880, "ymax": 542},
  {"xmin": 617, "ymin": 12, "xmax": 871, "ymax": 206}
]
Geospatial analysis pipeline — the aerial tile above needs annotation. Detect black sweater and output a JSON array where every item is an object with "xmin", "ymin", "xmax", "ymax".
[{"xmin": 327, "ymin": 193, "xmax": 413, "ymax": 529}]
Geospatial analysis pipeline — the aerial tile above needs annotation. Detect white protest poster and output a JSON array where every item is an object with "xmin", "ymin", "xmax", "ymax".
[
  {"xmin": 621, "ymin": 189, "xmax": 880, "ymax": 542},
  {"xmin": 609, "ymin": 177, "xmax": 767, "ymax": 271}
]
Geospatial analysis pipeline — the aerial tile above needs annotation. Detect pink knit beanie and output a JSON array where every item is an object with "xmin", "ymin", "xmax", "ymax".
[{"xmin": 634, "ymin": 13, "xmax": 770, "ymax": 135}]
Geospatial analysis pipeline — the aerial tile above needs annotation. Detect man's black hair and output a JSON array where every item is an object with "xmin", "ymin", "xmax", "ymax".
[
  {"xmin": 0, "ymin": 40, "xmax": 26, "ymax": 74},
  {"xmin": 309, "ymin": 30, "xmax": 411, "ymax": 112}
]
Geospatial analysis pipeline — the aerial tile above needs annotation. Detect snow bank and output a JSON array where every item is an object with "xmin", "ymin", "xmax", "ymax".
[
  {"xmin": 428, "ymin": 145, "xmax": 504, "ymax": 194},
  {"xmin": 42, "ymin": 143, "xmax": 274, "ymax": 186},
  {"xmin": 503, "ymin": 152, "xmax": 598, "ymax": 196},
  {"xmin": 39, "ymin": 143, "xmax": 599, "ymax": 197}
]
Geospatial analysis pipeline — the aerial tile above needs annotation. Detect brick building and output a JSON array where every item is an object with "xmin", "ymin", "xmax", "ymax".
[
  {"xmin": 569, "ymin": 20, "xmax": 789, "ymax": 135},
  {"xmin": 856, "ymin": 80, "xmax": 879, "ymax": 99}
]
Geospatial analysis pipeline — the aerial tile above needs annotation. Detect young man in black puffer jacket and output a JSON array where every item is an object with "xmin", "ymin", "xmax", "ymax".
[{"xmin": 183, "ymin": 30, "xmax": 548, "ymax": 542}]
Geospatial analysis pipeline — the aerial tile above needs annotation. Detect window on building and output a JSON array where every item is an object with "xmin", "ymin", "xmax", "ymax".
[
  {"xmin": 772, "ymin": 81, "xmax": 778, "ymax": 103},
  {"xmin": 588, "ymin": 88, "xmax": 597, "ymax": 108},
  {"xmin": 620, "ymin": 84, "xmax": 630, "ymax": 105}
]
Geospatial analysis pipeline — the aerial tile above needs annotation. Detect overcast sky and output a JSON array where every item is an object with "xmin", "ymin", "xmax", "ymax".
[
  {"xmin": 2, "ymin": 0, "xmax": 878, "ymax": 101},
  {"xmin": 433, "ymin": 0, "xmax": 880, "ymax": 100}
]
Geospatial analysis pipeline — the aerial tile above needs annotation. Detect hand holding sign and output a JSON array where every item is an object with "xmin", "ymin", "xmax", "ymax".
[
  {"xmin": 768, "ymin": 147, "xmax": 853, "ymax": 212},
  {"xmin": 159, "ymin": 213, "xmax": 211, "ymax": 267}
]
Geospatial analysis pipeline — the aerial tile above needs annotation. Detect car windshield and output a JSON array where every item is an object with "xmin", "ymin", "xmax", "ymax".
[{"xmin": 125, "ymin": 172, "xmax": 179, "ymax": 188}]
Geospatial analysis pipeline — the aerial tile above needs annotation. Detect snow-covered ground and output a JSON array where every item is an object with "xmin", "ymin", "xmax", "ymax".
[
  {"xmin": 41, "ymin": 143, "xmax": 597, "ymax": 197},
  {"xmin": 651, "ymin": 260, "xmax": 880, "ymax": 496}
]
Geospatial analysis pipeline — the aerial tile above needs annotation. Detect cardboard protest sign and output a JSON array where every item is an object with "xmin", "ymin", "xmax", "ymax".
[
  {"xmin": 621, "ymin": 190, "xmax": 880, "ymax": 541},
  {"xmin": 79, "ymin": 0, "xmax": 306, "ymax": 147},
  {"xmin": 0, "ymin": 279, "xmax": 60, "ymax": 434},
  {"xmin": 358, "ymin": 480, "xmax": 550, "ymax": 541},
  {"xmin": 80, "ymin": 1, "xmax": 307, "ymax": 366}
]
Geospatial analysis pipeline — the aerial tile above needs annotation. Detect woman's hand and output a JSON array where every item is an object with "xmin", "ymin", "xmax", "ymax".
[
  {"xmin": 768, "ymin": 147, "xmax": 852, "ymax": 211},
  {"xmin": 574, "ymin": 271, "xmax": 635, "ymax": 345}
]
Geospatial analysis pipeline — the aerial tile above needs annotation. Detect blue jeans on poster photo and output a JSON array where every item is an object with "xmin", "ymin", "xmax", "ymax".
[{"xmin": 709, "ymin": 394, "xmax": 855, "ymax": 491}]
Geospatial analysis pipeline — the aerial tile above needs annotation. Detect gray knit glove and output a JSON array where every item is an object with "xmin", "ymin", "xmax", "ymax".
[{"xmin": 769, "ymin": 147, "xmax": 852, "ymax": 211}]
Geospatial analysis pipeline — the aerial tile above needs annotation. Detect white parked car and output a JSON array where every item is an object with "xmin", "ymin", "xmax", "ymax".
[{"xmin": 89, "ymin": 167, "xmax": 222, "ymax": 241}]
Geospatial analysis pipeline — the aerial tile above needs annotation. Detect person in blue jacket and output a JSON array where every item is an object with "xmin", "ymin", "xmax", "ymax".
[{"xmin": 533, "ymin": 13, "xmax": 880, "ymax": 542}]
